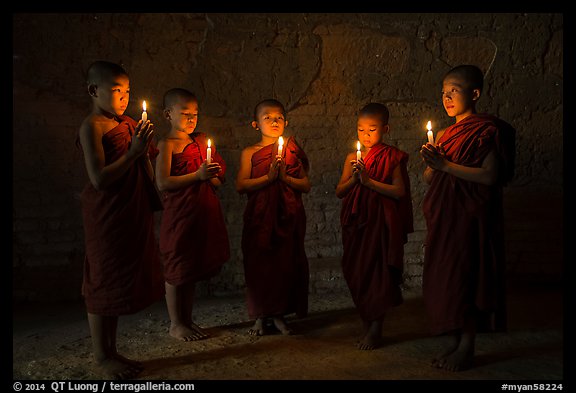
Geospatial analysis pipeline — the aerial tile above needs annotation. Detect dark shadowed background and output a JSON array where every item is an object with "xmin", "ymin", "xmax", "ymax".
[{"xmin": 12, "ymin": 13, "xmax": 563, "ymax": 302}]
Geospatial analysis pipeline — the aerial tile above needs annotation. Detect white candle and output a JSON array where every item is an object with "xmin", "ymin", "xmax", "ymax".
[
  {"xmin": 206, "ymin": 138, "xmax": 212, "ymax": 164},
  {"xmin": 278, "ymin": 136, "xmax": 284, "ymax": 156},
  {"xmin": 426, "ymin": 121, "xmax": 434, "ymax": 145},
  {"xmin": 356, "ymin": 141, "xmax": 362, "ymax": 162},
  {"xmin": 141, "ymin": 100, "xmax": 148, "ymax": 123}
]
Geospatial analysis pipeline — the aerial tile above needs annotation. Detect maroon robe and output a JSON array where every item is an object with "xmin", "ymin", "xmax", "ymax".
[
  {"xmin": 340, "ymin": 143, "xmax": 414, "ymax": 321},
  {"xmin": 423, "ymin": 113, "xmax": 516, "ymax": 335},
  {"xmin": 159, "ymin": 132, "xmax": 230, "ymax": 286},
  {"xmin": 241, "ymin": 137, "xmax": 309, "ymax": 319},
  {"xmin": 80, "ymin": 115, "xmax": 164, "ymax": 316}
]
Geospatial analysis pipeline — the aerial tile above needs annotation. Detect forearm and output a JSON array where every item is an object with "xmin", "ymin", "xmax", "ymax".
[
  {"xmin": 209, "ymin": 177, "xmax": 222, "ymax": 188},
  {"xmin": 283, "ymin": 175, "xmax": 311, "ymax": 193},
  {"xmin": 236, "ymin": 175, "xmax": 271, "ymax": 194},
  {"xmin": 91, "ymin": 152, "xmax": 139, "ymax": 190},
  {"xmin": 335, "ymin": 176, "xmax": 357, "ymax": 199},
  {"xmin": 364, "ymin": 178, "xmax": 405, "ymax": 199},
  {"xmin": 442, "ymin": 161, "xmax": 497, "ymax": 185},
  {"xmin": 157, "ymin": 171, "xmax": 201, "ymax": 191},
  {"xmin": 423, "ymin": 166, "xmax": 434, "ymax": 185},
  {"xmin": 142, "ymin": 155, "xmax": 154, "ymax": 181}
]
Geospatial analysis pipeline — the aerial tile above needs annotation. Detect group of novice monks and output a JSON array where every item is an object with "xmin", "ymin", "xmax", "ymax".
[{"xmin": 77, "ymin": 60, "xmax": 515, "ymax": 379}]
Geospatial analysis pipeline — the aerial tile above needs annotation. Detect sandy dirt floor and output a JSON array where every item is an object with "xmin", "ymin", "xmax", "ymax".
[{"xmin": 13, "ymin": 280, "xmax": 563, "ymax": 382}]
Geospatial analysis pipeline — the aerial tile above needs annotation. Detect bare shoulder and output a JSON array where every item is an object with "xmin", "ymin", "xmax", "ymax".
[
  {"xmin": 240, "ymin": 144, "xmax": 261, "ymax": 160},
  {"xmin": 78, "ymin": 114, "xmax": 105, "ymax": 142},
  {"xmin": 344, "ymin": 151, "xmax": 356, "ymax": 161},
  {"xmin": 79, "ymin": 114, "xmax": 118, "ymax": 140},
  {"xmin": 79, "ymin": 115, "xmax": 96, "ymax": 135},
  {"xmin": 157, "ymin": 136, "xmax": 174, "ymax": 148}
]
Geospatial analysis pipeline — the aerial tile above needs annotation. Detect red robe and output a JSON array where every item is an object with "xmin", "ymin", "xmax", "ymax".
[
  {"xmin": 241, "ymin": 137, "xmax": 309, "ymax": 319},
  {"xmin": 340, "ymin": 143, "xmax": 414, "ymax": 321},
  {"xmin": 80, "ymin": 115, "xmax": 164, "ymax": 316},
  {"xmin": 159, "ymin": 132, "xmax": 230, "ymax": 286},
  {"xmin": 423, "ymin": 113, "xmax": 516, "ymax": 335}
]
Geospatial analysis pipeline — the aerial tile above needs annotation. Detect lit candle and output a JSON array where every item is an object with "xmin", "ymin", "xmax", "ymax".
[
  {"xmin": 356, "ymin": 141, "xmax": 362, "ymax": 162},
  {"xmin": 278, "ymin": 136, "xmax": 284, "ymax": 156},
  {"xmin": 426, "ymin": 121, "xmax": 434, "ymax": 145},
  {"xmin": 206, "ymin": 138, "xmax": 212, "ymax": 164},
  {"xmin": 141, "ymin": 100, "xmax": 148, "ymax": 123}
]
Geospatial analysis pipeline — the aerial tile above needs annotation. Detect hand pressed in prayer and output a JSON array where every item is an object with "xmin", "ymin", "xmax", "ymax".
[
  {"xmin": 420, "ymin": 143, "xmax": 447, "ymax": 171},
  {"xmin": 129, "ymin": 120, "xmax": 154, "ymax": 158},
  {"xmin": 197, "ymin": 162, "xmax": 222, "ymax": 181},
  {"xmin": 267, "ymin": 156, "xmax": 281, "ymax": 181}
]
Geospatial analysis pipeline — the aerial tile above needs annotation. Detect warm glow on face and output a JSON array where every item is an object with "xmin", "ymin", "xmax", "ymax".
[{"xmin": 426, "ymin": 120, "xmax": 432, "ymax": 131}]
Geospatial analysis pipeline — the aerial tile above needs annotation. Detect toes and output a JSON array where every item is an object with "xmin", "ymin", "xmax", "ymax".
[{"xmin": 434, "ymin": 359, "xmax": 446, "ymax": 368}]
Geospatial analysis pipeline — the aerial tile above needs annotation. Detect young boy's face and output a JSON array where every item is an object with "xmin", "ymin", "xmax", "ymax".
[
  {"xmin": 357, "ymin": 114, "xmax": 388, "ymax": 148},
  {"xmin": 252, "ymin": 105, "xmax": 287, "ymax": 138},
  {"xmin": 442, "ymin": 74, "xmax": 478, "ymax": 119},
  {"xmin": 167, "ymin": 99, "xmax": 199, "ymax": 134},
  {"xmin": 94, "ymin": 75, "xmax": 130, "ymax": 116}
]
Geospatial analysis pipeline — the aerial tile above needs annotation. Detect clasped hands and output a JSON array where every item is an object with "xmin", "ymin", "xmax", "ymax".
[
  {"xmin": 129, "ymin": 119, "xmax": 154, "ymax": 159},
  {"xmin": 420, "ymin": 143, "xmax": 448, "ymax": 171},
  {"xmin": 268, "ymin": 155, "xmax": 288, "ymax": 182},
  {"xmin": 197, "ymin": 161, "xmax": 222, "ymax": 181},
  {"xmin": 350, "ymin": 158, "xmax": 370, "ymax": 185}
]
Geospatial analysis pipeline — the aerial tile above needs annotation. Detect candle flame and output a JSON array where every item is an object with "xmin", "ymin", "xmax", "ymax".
[
  {"xmin": 142, "ymin": 100, "xmax": 147, "ymax": 112},
  {"xmin": 426, "ymin": 120, "xmax": 432, "ymax": 131},
  {"xmin": 278, "ymin": 136, "xmax": 284, "ymax": 147},
  {"xmin": 208, "ymin": 139, "xmax": 212, "ymax": 148},
  {"xmin": 357, "ymin": 141, "xmax": 361, "ymax": 151}
]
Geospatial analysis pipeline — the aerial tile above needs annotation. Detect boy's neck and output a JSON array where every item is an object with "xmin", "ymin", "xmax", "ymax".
[
  {"xmin": 170, "ymin": 128, "xmax": 193, "ymax": 139},
  {"xmin": 260, "ymin": 135, "xmax": 280, "ymax": 146},
  {"xmin": 92, "ymin": 106, "xmax": 118, "ymax": 120},
  {"xmin": 365, "ymin": 141, "xmax": 383, "ymax": 153},
  {"xmin": 455, "ymin": 108, "xmax": 476, "ymax": 123}
]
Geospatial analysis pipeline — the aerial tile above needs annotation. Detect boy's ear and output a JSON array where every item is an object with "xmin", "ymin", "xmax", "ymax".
[
  {"xmin": 472, "ymin": 89, "xmax": 481, "ymax": 101},
  {"xmin": 382, "ymin": 124, "xmax": 390, "ymax": 134},
  {"xmin": 87, "ymin": 84, "xmax": 98, "ymax": 98},
  {"xmin": 251, "ymin": 120, "xmax": 259, "ymax": 130},
  {"xmin": 164, "ymin": 108, "xmax": 171, "ymax": 120},
  {"xmin": 285, "ymin": 119, "xmax": 288, "ymax": 128}
]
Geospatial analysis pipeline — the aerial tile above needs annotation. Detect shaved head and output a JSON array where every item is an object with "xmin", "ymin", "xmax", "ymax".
[
  {"xmin": 444, "ymin": 65, "xmax": 484, "ymax": 91},
  {"xmin": 86, "ymin": 61, "xmax": 128, "ymax": 85},
  {"xmin": 163, "ymin": 88, "xmax": 198, "ymax": 110},
  {"xmin": 253, "ymin": 99, "xmax": 286, "ymax": 121},
  {"xmin": 359, "ymin": 102, "xmax": 390, "ymax": 125}
]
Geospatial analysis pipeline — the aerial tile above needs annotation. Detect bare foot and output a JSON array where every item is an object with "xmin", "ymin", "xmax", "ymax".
[
  {"xmin": 95, "ymin": 357, "xmax": 141, "ymax": 380},
  {"xmin": 189, "ymin": 322, "xmax": 210, "ymax": 340},
  {"xmin": 272, "ymin": 316, "xmax": 293, "ymax": 335},
  {"xmin": 357, "ymin": 332, "xmax": 381, "ymax": 350},
  {"xmin": 249, "ymin": 318, "xmax": 265, "ymax": 336},
  {"xmin": 357, "ymin": 321, "xmax": 382, "ymax": 350},
  {"xmin": 432, "ymin": 335, "xmax": 459, "ymax": 368},
  {"xmin": 169, "ymin": 323, "xmax": 203, "ymax": 342},
  {"xmin": 441, "ymin": 348, "xmax": 474, "ymax": 371},
  {"xmin": 356, "ymin": 320, "xmax": 370, "ymax": 343}
]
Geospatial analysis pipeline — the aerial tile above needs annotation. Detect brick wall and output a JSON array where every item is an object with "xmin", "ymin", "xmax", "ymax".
[{"xmin": 12, "ymin": 13, "xmax": 563, "ymax": 301}]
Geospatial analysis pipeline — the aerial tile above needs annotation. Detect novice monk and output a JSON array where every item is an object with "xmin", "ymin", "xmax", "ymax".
[
  {"xmin": 420, "ymin": 65, "xmax": 515, "ymax": 371},
  {"xmin": 155, "ymin": 88, "xmax": 230, "ymax": 341},
  {"xmin": 336, "ymin": 103, "xmax": 413, "ymax": 350},
  {"xmin": 77, "ymin": 61, "xmax": 164, "ymax": 379},
  {"xmin": 236, "ymin": 99, "xmax": 311, "ymax": 336}
]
